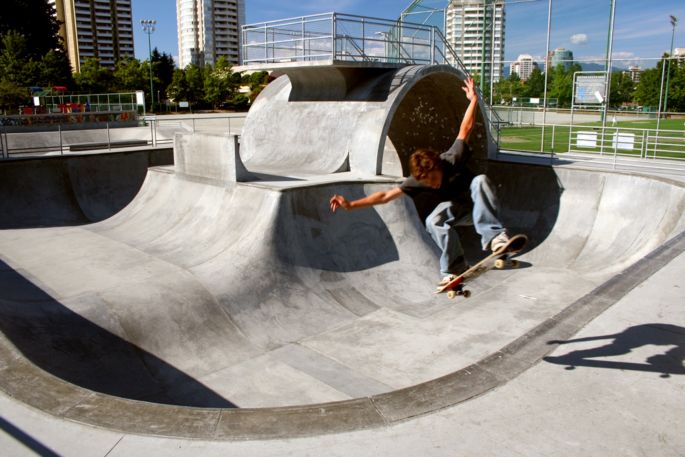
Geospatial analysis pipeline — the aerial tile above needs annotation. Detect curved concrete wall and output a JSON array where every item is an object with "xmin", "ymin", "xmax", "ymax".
[
  {"xmin": 1, "ymin": 156, "xmax": 684, "ymax": 411},
  {"xmin": 241, "ymin": 65, "xmax": 496, "ymax": 177}
]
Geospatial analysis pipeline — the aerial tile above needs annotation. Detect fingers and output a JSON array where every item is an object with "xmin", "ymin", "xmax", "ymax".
[{"xmin": 329, "ymin": 195, "xmax": 345, "ymax": 212}]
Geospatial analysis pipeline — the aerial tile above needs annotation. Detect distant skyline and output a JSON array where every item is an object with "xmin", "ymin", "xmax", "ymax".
[{"xmin": 131, "ymin": 0, "xmax": 684, "ymax": 69}]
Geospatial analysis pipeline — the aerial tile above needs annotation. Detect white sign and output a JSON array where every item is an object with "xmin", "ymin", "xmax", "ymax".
[
  {"xmin": 135, "ymin": 91, "xmax": 145, "ymax": 106},
  {"xmin": 576, "ymin": 131, "xmax": 597, "ymax": 148},
  {"xmin": 179, "ymin": 101, "xmax": 190, "ymax": 108},
  {"xmin": 612, "ymin": 132, "xmax": 635, "ymax": 150}
]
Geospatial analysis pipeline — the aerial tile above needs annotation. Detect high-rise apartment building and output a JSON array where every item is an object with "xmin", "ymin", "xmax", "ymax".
[
  {"xmin": 50, "ymin": 0, "xmax": 135, "ymax": 72},
  {"xmin": 445, "ymin": 0, "xmax": 505, "ymax": 83},
  {"xmin": 510, "ymin": 54, "xmax": 537, "ymax": 81},
  {"xmin": 548, "ymin": 47, "xmax": 573, "ymax": 71},
  {"xmin": 177, "ymin": 0, "xmax": 245, "ymax": 68}
]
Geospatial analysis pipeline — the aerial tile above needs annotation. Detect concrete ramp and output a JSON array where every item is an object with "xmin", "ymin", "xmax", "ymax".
[{"xmin": 1, "ymin": 151, "xmax": 684, "ymax": 412}]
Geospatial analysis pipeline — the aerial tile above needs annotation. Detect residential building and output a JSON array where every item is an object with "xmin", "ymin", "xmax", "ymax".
[
  {"xmin": 177, "ymin": 0, "xmax": 245, "ymax": 68},
  {"xmin": 510, "ymin": 54, "xmax": 537, "ymax": 81},
  {"xmin": 626, "ymin": 65, "xmax": 642, "ymax": 83},
  {"xmin": 675, "ymin": 48, "xmax": 685, "ymax": 62},
  {"xmin": 50, "ymin": 0, "xmax": 135, "ymax": 72},
  {"xmin": 547, "ymin": 47, "xmax": 573, "ymax": 71},
  {"xmin": 445, "ymin": 0, "xmax": 506, "ymax": 83}
]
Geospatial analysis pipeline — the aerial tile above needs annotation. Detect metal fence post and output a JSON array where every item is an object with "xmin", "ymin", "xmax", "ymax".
[
  {"xmin": 332, "ymin": 13, "xmax": 337, "ymax": 59},
  {"xmin": 59, "ymin": 124, "xmax": 63, "ymax": 155},
  {"xmin": 107, "ymin": 122, "xmax": 111, "ymax": 151}
]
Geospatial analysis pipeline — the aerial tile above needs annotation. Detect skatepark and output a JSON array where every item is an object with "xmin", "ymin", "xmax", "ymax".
[{"xmin": 1, "ymin": 62, "xmax": 684, "ymax": 455}]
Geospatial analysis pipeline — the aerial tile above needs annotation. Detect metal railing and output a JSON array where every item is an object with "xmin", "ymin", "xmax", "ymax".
[
  {"xmin": 0, "ymin": 115, "xmax": 246, "ymax": 158},
  {"xmin": 241, "ymin": 12, "xmax": 468, "ymax": 72},
  {"xmin": 497, "ymin": 122, "xmax": 685, "ymax": 174}
]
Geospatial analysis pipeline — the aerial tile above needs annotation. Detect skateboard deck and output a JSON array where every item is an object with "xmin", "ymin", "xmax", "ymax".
[{"xmin": 435, "ymin": 234, "xmax": 528, "ymax": 299}]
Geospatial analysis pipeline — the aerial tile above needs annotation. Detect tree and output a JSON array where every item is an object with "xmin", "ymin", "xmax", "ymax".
[
  {"xmin": 167, "ymin": 68, "xmax": 190, "ymax": 103},
  {"xmin": 37, "ymin": 49, "xmax": 74, "ymax": 88},
  {"xmin": 151, "ymin": 48, "xmax": 175, "ymax": 101},
  {"xmin": 0, "ymin": 0, "xmax": 62, "ymax": 60},
  {"xmin": 73, "ymin": 58, "xmax": 113, "ymax": 93},
  {"xmin": 494, "ymin": 72, "xmax": 523, "ymax": 104},
  {"xmin": 547, "ymin": 63, "xmax": 581, "ymax": 108},
  {"xmin": 0, "ymin": 31, "xmax": 37, "ymax": 85},
  {"xmin": 184, "ymin": 64, "xmax": 205, "ymax": 105},
  {"xmin": 634, "ymin": 54, "xmax": 685, "ymax": 112},
  {"xmin": 0, "ymin": 79, "xmax": 29, "ymax": 112},
  {"xmin": 609, "ymin": 71, "xmax": 635, "ymax": 108},
  {"xmin": 112, "ymin": 57, "xmax": 148, "ymax": 92},
  {"xmin": 203, "ymin": 57, "xmax": 235, "ymax": 109},
  {"xmin": 634, "ymin": 61, "xmax": 664, "ymax": 108},
  {"xmin": 522, "ymin": 67, "xmax": 545, "ymax": 99}
]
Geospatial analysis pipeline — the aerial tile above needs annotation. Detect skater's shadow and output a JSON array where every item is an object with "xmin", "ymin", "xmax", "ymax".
[{"xmin": 543, "ymin": 323, "xmax": 685, "ymax": 378}]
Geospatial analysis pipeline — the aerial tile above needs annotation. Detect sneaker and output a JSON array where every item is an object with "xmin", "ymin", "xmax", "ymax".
[
  {"xmin": 490, "ymin": 231, "xmax": 510, "ymax": 253},
  {"xmin": 438, "ymin": 258, "xmax": 469, "ymax": 286},
  {"xmin": 438, "ymin": 274, "xmax": 458, "ymax": 287}
]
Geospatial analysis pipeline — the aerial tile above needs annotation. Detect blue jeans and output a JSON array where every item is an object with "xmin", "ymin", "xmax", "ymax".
[{"xmin": 424, "ymin": 175, "xmax": 505, "ymax": 276}]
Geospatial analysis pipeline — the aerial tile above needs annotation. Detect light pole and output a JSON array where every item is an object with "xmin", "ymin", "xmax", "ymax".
[
  {"xmin": 663, "ymin": 15, "xmax": 678, "ymax": 114},
  {"xmin": 140, "ymin": 19, "xmax": 156, "ymax": 113},
  {"xmin": 657, "ymin": 15, "xmax": 677, "ymax": 133}
]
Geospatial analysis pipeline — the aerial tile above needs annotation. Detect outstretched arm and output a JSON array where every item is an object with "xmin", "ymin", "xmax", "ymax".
[
  {"xmin": 330, "ymin": 187, "xmax": 404, "ymax": 212},
  {"xmin": 457, "ymin": 76, "xmax": 479, "ymax": 141}
]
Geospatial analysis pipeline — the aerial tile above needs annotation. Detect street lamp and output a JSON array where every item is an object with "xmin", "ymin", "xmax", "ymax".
[
  {"xmin": 140, "ymin": 19, "xmax": 156, "ymax": 113},
  {"xmin": 663, "ymin": 15, "xmax": 678, "ymax": 114}
]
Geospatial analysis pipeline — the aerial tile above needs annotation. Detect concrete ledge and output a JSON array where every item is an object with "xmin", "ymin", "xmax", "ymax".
[{"xmin": 174, "ymin": 132, "xmax": 253, "ymax": 183}]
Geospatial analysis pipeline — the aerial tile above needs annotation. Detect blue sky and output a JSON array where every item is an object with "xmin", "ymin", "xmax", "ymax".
[{"xmin": 132, "ymin": 0, "xmax": 684, "ymax": 69}]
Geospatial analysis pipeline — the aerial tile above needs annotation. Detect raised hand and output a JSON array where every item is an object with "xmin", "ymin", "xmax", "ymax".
[{"xmin": 462, "ymin": 76, "xmax": 477, "ymax": 102}]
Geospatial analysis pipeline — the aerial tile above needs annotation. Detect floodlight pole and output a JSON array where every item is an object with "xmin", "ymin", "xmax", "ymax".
[
  {"xmin": 656, "ymin": 15, "xmax": 677, "ymax": 134},
  {"xmin": 663, "ymin": 16, "xmax": 678, "ymax": 114},
  {"xmin": 141, "ymin": 19, "xmax": 156, "ymax": 113},
  {"xmin": 600, "ymin": 0, "xmax": 616, "ymax": 153},
  {"xmin": 541, "ymin": 0, "xmax": 552, "ymax": 154}
]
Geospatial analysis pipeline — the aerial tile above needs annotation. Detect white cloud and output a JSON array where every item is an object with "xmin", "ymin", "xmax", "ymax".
[{"xmin": 570, "ymin": 33, "xmax": 588, "ymax": 45}]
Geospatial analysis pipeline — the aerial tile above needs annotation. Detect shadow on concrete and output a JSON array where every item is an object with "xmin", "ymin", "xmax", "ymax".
[
  {"xmin": 0, "ymin": 150, "xmax": 172, "ymax": 229},
  {"xmin": 0, "ymin": 259, "xmax": 235, "ymax": 407},
  {"xmin": 544, "ymin": 323, "xmax": 685, "ymax": 377},
  {"xmin": 0, "ymin": 416, "xmax": 61, "ymax": 457},
  {"xmin": 274, "ymin": 186, "xmax": 400, "ymax": 272},
  {"xmin": 458, "ymin": 161, "xmax": 563, "ymax": 264}
]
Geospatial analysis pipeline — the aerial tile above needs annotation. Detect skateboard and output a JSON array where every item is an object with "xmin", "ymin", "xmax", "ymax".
[{"xmin": 435, "ymin": 234, "xmax": 528, "ymax": 299}]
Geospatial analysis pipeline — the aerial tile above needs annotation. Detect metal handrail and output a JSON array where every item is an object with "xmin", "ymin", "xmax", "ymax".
[{"xmin": 241, "ymin": 11, "xmax": 468, "ymax": 72}]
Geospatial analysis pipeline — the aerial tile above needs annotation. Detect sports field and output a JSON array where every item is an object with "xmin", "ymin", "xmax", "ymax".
[{"xmin": 498, "ymin": 118, "xmax": 685, "ymax": 159}]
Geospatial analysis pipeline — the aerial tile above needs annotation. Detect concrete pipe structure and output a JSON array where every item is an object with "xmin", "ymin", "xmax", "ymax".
[{"xmin": 241, "ymin": 64, "xmax": 496, "ymax": 177}]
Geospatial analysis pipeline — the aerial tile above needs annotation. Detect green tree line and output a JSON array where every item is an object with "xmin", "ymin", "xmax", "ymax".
[
  {"xmin": 0, "ymin": 0, "xmax": 268, "ymax": 113},
  {"xmin": 494, "ymin": 55, "xmax": 685, "ymax": 111}
]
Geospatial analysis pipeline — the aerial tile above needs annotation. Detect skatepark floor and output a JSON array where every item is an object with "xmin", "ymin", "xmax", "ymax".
[{"xmin": 0, "ymin": 150, "xmax": 684, "ymax": 456}]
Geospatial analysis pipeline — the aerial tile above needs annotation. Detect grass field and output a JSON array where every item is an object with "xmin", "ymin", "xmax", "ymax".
[{"xmin": 499, "ymin": 119, "xmax": 685, "ymax": 159}]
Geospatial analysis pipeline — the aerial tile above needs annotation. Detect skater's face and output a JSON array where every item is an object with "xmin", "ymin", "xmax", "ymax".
[{"xmin": 420, "ymin": 169, "xmax": 442, "ymax": 189}]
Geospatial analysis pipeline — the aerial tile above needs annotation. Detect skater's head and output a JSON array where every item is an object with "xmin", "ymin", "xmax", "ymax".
[{"xmin": 410, "ymin": 148, "xmax": 443, "ymax": 189}]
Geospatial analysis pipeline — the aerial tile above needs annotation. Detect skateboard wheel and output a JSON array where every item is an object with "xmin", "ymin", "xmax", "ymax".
[
  {"xmin": 511, "ymin": 260, "xmax": 521, "ymax": 268},
  {"xmin": 447, "ymin": 290, "xmax": 457, "ymax": 299},
  {"xmin": 462, "ymin": 289, "xmax": 472, "ymax": 298},
  {"xmin": 494, "ymin": 259, "xmax": 506, "ymax": 269}
]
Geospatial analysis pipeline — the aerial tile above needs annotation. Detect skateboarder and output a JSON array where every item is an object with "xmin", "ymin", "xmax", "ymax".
[{"xmin": 329, "ymin": 76, "xmax": 510, "ymax": 287}]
